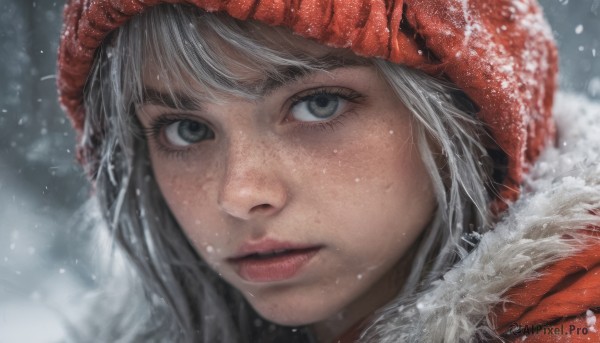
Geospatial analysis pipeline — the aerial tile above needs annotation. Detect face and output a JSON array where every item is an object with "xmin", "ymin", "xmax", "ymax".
[{"xmin": 136, "ymin": 31, "xmax": 436, "ymax": 339}]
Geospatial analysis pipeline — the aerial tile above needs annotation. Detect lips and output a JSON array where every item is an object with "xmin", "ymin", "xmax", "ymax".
[{"xmin": 227, "ymin": 239, "xmax": 322, "ymax": 282}]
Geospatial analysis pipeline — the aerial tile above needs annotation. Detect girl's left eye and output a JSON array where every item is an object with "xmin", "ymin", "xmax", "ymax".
[{"xmin": 290, "ymin": 92, "xmax": 349, "ymax": 122}]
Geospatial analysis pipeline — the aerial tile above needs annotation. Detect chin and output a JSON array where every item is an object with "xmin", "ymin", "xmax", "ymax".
[
  {"xmin": 253, "ymin": 305, "xmax": 319, "ymax": 327},
  {"xmin": 249, "ymin": 296, "xmax": 339, "ymax": 327},
  {"xmin": 261, "ymin": 314, "xmax": 313, "ymax": 327}
]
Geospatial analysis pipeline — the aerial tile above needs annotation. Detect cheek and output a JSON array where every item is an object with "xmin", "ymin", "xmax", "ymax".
[
  {"xmin": 327, "ymin": 118, "xmax": 432, "ymax": 203},
  {"xmin": 149, "ymin": 154, "xmax": 227, "ymax": 261},
  {"xmin": 322, "ymin": 118, "xmax": 435, "ymax": 261}
]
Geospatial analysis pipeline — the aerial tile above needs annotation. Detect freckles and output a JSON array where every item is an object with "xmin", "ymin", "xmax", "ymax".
[
  {"xmin": 160, "ymin": 168, "xmax": 216, "ymax": 205},
  {"xmin": 153, "ymin": 163, "xmax": 229, "ymax": 253},
  {"xmin": 383, "ymin": 182, "xmax": 395, "ymax": 193}
]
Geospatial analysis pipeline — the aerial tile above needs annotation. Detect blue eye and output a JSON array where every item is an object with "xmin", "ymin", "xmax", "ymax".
[
  {"xmin": 164, "ymin": 119, "xmax": 214, "ymax": 146},
  {"xmin": 291, "ymin": 93, "xmax": 348, "ymax": 122}
]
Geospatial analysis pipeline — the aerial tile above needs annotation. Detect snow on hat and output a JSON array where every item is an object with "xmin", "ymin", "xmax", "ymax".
[{"xmin": 57, "ymin": 0, "xmax": 558, "ymax": 210}]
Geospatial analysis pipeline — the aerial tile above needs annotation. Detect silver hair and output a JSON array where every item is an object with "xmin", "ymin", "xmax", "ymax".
[{"xmin": 77, "ymin": 4, "xmax": 494, "ymax": 342}]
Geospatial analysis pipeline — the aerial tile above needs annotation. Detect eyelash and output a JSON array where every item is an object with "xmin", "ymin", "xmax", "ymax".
[
  {"xmin": 288, "ymin": 87, "xmax": 363, "ymax": 131},
  {"xmin": 144, "ymin": 114, "xmax": 205, "ymax": 159},
  {"xmin": 144, "ymin": 87, "xmax": 365, "ymax": 158}
]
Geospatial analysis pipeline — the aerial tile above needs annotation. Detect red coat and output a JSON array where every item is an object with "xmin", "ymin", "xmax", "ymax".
[{"xmin": 495, "ymin": 238, "xmax": 600, "ymax": 342}]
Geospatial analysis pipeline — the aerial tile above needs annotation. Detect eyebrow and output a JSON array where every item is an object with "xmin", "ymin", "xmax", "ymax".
[
  {"xmin": 139, "ymin": 54, "xmax": 370, "ymax": 110},
  {"xmin": 140, "ymin": 88, "xmax": 201, "ymax": 112},
  {"xmin": 259, "ymin": 54, "xmax": 369, "ymax": 95}
]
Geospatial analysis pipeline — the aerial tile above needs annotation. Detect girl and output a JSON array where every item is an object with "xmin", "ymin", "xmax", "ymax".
[{"xmin": 57, "ymin": 0, "xmax": 600, "ymax": 342}]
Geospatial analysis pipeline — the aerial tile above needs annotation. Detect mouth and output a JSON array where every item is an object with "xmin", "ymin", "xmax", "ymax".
[
  {"xmin": 227, "ymin": 244, "xmax": 322, "ymax": 283},
  {"xmin": 230, "ymin": 247, "xmax": 318, "ymax": 260}
]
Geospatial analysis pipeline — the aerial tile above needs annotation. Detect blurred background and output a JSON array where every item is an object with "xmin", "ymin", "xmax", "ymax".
[{"xmin": 0, "ymin": 0, "xmax": 599, "ymax": 342}]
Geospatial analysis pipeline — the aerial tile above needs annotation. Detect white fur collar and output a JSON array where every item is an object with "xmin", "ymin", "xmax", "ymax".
[{"xmin": 363, "ymin": 93, "xmax": 600, "ymax": 342}]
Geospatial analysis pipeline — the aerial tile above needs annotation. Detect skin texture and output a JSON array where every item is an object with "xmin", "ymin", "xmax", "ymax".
[{"xmin": 136, "ymin": 40, "xmax": 436, "ymax": 341}]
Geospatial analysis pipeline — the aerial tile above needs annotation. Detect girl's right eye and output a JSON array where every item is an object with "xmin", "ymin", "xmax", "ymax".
[{"xmin": 163, "ymin": 119, "xmax": 215, "ymax": 147}]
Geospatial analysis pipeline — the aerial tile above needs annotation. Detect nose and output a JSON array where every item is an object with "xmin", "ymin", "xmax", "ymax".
[{"xmin": 217, "ymin": 138, "xmax": 288, "ymax": 221}]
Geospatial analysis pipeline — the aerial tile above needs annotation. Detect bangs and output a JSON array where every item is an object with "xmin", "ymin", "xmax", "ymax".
[{"xmin": 114, "ymin": 4, "xmax": 369, "ymax": 109}]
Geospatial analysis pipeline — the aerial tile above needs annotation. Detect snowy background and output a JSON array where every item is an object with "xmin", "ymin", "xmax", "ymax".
[{"xmin": 0, "ymin": 0, "xmax": 599, "ymax": 342}]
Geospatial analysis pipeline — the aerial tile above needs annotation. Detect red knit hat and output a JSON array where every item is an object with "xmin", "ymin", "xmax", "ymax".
[{"xmin": 57, "ymin": 0, "xmax": 558, "ymax": 209}]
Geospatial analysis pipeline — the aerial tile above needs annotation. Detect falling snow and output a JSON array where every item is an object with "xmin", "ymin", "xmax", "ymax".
[
  {"xmin": 0, "ymin": 1, "xmax": 598, "ymax": 342},
  {"xmin": 587, "ymin": 310, "xmax": 597, "ymax": 333}
]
